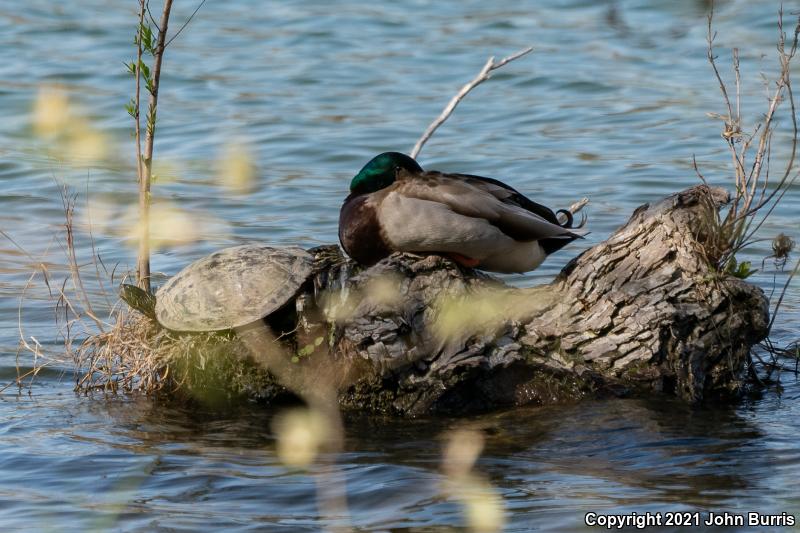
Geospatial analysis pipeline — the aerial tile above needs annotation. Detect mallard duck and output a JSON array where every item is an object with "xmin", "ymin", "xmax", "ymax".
[{"xmin": 338, "ymin": 152, "xmax": 585, "ymax": 273}]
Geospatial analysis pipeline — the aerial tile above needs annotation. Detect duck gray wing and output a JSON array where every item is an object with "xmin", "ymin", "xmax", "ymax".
[{"xmin": 393, "ymin": 169, "xmax": 582, "ymax": 243}]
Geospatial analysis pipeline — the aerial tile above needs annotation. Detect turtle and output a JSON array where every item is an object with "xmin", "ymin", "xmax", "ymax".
[{"xmin": 120, "ymin": 244, "xmax": 323, "ymax": 332}]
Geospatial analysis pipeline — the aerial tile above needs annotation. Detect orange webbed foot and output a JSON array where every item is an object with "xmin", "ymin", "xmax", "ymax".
[{"xmin": 446, "ymin": 252, "xmax": 481, "ymax": 268}]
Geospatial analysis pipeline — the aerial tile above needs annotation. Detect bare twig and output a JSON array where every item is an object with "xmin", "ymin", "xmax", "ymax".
[
  {"xmin": 409, "ymin": 46, "xmax": 583, "ymax": 220},
  {"xmin": 767, "ymin": 256, "xmax": 800, "ymax": 332},
  {"xmin": 145, "ymin": 0, "xmax": 160, "ymax": 32},
  {"xmin": 701, "ymin": 4, "xmax": 800, "ymax": 270},
  {"xmin": 410, "ymin": 47, "xmax": 533, "ymax": 159},
  {"xmin": 706, "ymin": 5, "xmax": 736, "ymax": 140},
  {"xmin": 164, "ymin": 0, "xmax": 207, "ymax": 49},
  {"xmin": 701, "ymin": 4, "xmax": 800, "ymax": 383},
  {"xmin": 692, "ymin": 154, "xmax": 708, "ymax": 184}
]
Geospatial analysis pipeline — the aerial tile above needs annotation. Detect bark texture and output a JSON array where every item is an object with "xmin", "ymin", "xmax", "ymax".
[
  {"xmin": 280, "ymin": 185, "xmax": 769, "ymax": 416},
  {"xmin": 183, "ymin": 186, "xmax": 761, "ymax": 416}
]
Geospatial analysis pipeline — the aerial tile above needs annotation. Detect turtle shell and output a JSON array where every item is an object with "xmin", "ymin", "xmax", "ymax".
[{"xmin": 155, "ymin": 244, "xmax": 313, "ymax": 332}]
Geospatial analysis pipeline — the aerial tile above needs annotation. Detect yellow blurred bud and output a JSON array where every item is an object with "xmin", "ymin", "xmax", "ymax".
[
  {"xmin": 217, "ymin": 142, "xmax": 256, "ymax": 193},
  {"xmin": 151, "ymin": 159, "xmax": 180, "ymax": 184},
  {"xmin": 364, "ymin": 274, "xmax": 402, "ymax": 308},
  {"xmin": 460, "ymin": 479, "xmax": 505, "ymax": 533},
  {"xmin": 32, "ymin": 85, "xmax": 70, "ymax": 138},
  {"xmin": 320, "ymin": 288, "xmax": 358, "ymax": 324},
  {"xmin": 441, "ymin": 428, "xmax": 504, "ymax": 533},
  {"xmin": 80, "ymin": 196, "xmax": 117, "ymax": 235},
  {"xmin": 67, "ymin": 125, "xmax": 109, "ymax": 163},
  {"xmin": 442, "ymin": 428, "xmax": 485, "ymax": 478},
  {"xmin": 433, "ymin": 286, "xmax": 556, "ymax": 342},
  {"xmin": 272, "ymin": 408, "xmax": 329, "ymax": 468},
  {"xmin": 143, "ymin": 203, "xmax": 198, "ymax": 249},
  {"xmin": 433, "ymin": 290, "xmax": 506, "ymax": 341},
  {"xmin": 122, "ymin": 201, "xmax": 229, "ymax": 251},
  {"xmin": 32, "ymin": 84, "xmax": 113, "ymax": 166}
]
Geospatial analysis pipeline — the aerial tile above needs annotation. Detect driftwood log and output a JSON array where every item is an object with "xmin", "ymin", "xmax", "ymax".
[{"xmin": 229, "ymin": 186, "xmax": 768, "ymax": 415}]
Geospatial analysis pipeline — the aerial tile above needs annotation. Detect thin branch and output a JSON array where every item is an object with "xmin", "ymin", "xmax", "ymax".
[
  {"xmin": 734, "ymin": 47, "xmax": 741, "ymax": 131},
  {"xmin": 733, "ymin": 47, "xmax": 747, "ymax": 184},
  {"xmin": 701, "ymin": 3, "xmax": 800, "ymax": 276},
  {"xmin": 692, "ymin": 154, "xmax": 708, "ymax": 184},
  {"xmin": 707, "ymin": 5, "xmax": 735, "ymax": 135},
  {"xmin": 745, "ymin": 7, "xmax": 798, "ymax": 213},
  {"xmin": 410, "ymin": 46, "xmax": 533, "ymax": 159},
  {"xmin": 742, "ymin": 10, "xmax": 800, "ymax": 243},
  {"xmin": 768, "ymin": 256, "xmax": 800, "ymax": 332},
  {"xmin": 146, "ymin": 0, "xmax": 161, "ymax": 32},
  {"xmin": 134, "ymin": 0, "xmax": 146, "ymax": 290},
  {"xmin": 165, "ymin": 0, "xmax": 207, "ymax": 49},
  {"xmin": 137, "ymin": 0, "xmax": 174, "ymax": 293},
  {"xmin": 707, "ymin": 2, "xmax": 745, "ymax": 228}
]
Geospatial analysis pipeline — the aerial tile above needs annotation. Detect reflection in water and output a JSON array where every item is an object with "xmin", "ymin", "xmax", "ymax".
[
  {"xmin": 487, "ymin": 400, "xmax": 760, "ymax": 506},
  {"xmin": 2, "ymin": 393, "xmax": 791, "ymax": 531}
]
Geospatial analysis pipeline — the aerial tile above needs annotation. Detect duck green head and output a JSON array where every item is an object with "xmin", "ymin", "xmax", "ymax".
[{"xmin": 350, "ymin": 152, "xmax": 423, "ymax": 194}]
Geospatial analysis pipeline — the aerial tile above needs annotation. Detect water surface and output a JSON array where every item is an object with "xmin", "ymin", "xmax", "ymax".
[{"xmin": 1, "ymin": 0, "xmax": 799, "ymax": 531}]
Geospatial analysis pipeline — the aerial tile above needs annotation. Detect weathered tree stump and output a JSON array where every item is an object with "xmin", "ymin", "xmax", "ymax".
[{"xmin": 247, "ymin": 186, "xmax": 769, "ymax": 415}]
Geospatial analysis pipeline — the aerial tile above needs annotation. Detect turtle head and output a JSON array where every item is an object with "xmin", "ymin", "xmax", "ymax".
[{"xmin": 349, "ymin": 152, "xmax": 422, "ymax": 194}]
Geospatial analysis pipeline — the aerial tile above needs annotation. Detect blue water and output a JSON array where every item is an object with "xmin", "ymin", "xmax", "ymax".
[{"xmin": 1, "ymin": 0, "xmax": 799, "ymax": 531}]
